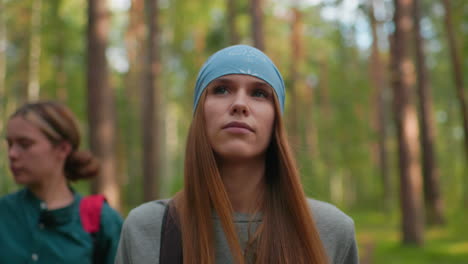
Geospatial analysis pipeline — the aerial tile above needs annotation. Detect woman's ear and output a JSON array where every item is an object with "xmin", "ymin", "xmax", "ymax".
[{"xmin": 55, "ymin": 141, "xmax": 72, "ymax": 160}]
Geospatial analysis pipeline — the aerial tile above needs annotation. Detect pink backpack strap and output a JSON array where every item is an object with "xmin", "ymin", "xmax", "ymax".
[{"xmin": 79, "ymin": 194, "xmax": 106, "ymax": 233}]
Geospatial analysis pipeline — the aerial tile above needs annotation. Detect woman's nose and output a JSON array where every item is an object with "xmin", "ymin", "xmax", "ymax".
[
  {"xmin": 8, "ymin": 145, "xmax": 20, "ymax": 160},
  {"xmin": 230, "ymin": 93, "xmax": 250, "ymax": 116}
]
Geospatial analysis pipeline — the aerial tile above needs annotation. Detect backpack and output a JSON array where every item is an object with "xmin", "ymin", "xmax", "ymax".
[
  {"xmin": 79, "ymin": 194, "xmax": 106, "ymax": 233},
  {"xmin": 159, "ymin": 200, "xmax": 183, "ymax": 264},
  {"xmin": 79, "ymin": 194, "xmax": 106, "ymax": 262}
]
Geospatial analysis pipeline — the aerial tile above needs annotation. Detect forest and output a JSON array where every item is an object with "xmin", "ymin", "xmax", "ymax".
[{"xmin": 0, "ymin": 0, "xmax": 467, "ymax": 263}]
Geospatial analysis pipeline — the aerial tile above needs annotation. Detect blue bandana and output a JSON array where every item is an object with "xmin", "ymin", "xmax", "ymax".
[{"xmin": 193, "ymin": 45, "xmax": 286, "ymax": 113}]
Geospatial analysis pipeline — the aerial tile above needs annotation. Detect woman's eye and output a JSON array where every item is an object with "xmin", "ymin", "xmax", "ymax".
[
  {"xmin": 18, "ymin": 140, "xmax": 33, "ymax": 149},
  {"xmin": 213, "ymin": 86, "xmax": 228, "ymax": 94},
  {"xmin": 252, "ymin": 89, "xmax": 268, "ymax": 98}
]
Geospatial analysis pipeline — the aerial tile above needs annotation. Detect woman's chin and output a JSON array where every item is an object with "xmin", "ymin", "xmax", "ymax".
[
  {"xmin": 12, "ymin": 173, "xmax": 32, "ymax": 185},
  {"xmin": 214, "ymin": 149, "xmax": 262, "ymax": 162},
  {"xmin": 13, "ymin": 178, "xmax": 29, "ymax": 185}
]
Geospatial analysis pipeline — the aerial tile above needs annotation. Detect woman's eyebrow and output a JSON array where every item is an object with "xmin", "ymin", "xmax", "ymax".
[
  {"xmin": 211, "ymin": 78, "xmax": 234, "ymax": 84},
  {"xmin": 252, "ymin": 81, "xmax": 270, "ymax": 88},
  {"xmin": 6, "ymin": 135, "xmax": 29, "ymax": 141},
  {"xmin": 211, "ymin": 78, "xmax": 270, "ymax": 89}
]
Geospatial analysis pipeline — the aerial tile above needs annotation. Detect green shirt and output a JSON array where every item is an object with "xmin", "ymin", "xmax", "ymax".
[{"xmin": 0, "ymin": 188, "xmax": 123, "ymax": 264}]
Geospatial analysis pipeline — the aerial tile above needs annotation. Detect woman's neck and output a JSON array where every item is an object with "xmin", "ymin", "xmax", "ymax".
[
  {"xmin": 218, "ymin": 156, "xmax": 266, "ymax": 214},
  {"xmin": 29, "ymin": 172, "xmax": 74, "ymax": 210}
]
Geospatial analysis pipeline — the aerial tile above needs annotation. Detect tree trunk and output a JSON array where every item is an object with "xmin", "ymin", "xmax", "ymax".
[
  {"xmin": 125, "ymin": 0, "xmax": 145, "ymax": 102},
  {"xmin": 0, "ymin": 0, "xmax": 6, "ymax": 132},
  {"xmin": 442, "ymin": 0, "xmax": 468, "ymax": 206},
  {"xmin": 0, "ymin": 0, "xmax": 5, "ymax": 98},
  {"xmin": 318, "ymin": 57, "xmax": 332, "ymax": 200},
  {"xmin": 305, "ymin": 78, "xmax": 318, "ymax": 160},
  {"xmin": 142, "ymin": 0, "xmax": 161, "ymax": 201},
  {"xmin": 121, "ymin": 0, "xmax": 145, "ymax": 205},
  {"xmin": 50, "ymin": 0, "xmax": 67, "ymax": 101},
  {"xmin": 226, "ymin": 0, "xmax": 239, "ymax": 44},
  {"xmin": 87, "ymin": 0, "xmax": 120, "ymax": 210},
  {"xmin": 250, "ymin": 0, "xmax": 264, "ymax": 50},
  {"xmin": 413, "ymin": 0, "xmax": 444, "ymax": 225},
  {"xmin": 27, "ymin": 0, "xmax": 42, "ymax": 100},
  {"xmin": 391, "ymin": 0, "xmax": 424, "ymax": 245},
  {"xmin": 289, "ymin": 7, "xmax": 302, "ymax": 149},
  {"xmin": 368, "ymin": 0, "xmax": 391, "ymax": 211}
]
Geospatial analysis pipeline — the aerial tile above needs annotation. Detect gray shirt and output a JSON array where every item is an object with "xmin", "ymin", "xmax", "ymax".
[{"xmin": 115, "ymin": 198, "xmax": 358, "ymax": 264}]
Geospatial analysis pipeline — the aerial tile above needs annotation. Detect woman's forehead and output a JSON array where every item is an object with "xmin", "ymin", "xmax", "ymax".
[
  {"xmin": 209, "ymin": 74, "xmax": 272, "ymax": 89},
  {"xmin": 6, "ymin": 117, "xmax": 43, "ymax": 138}
]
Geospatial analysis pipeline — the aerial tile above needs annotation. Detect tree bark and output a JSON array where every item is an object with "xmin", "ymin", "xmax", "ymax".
[
  {"xmin": 391, "ymin": 0, "xmax": 424, "ymax": 245},
  {"xmin": 318, "ymin": 57, "xmax": 332, "ymax": 200},
  {"xmin": 250, "ymin": 0, "xmax": 264, "ymax": 50},
  {"xmin": 87, "ymin": 0, "xmax": 120, "ymax": 210},
  {"xmin": 0, "ymin": 0, "xmax": 5, "ymax": 101},
  {"xmin": 413, "ymin": 0, "xmax": 444, "ymax": 225},
  {"xmin": 368, "ymin": 0, "xmax": 391, "ymax": 211},
  {"xmin": 0, "ymin": 0, "xmax": 6, "ymax": 132},
  {"xmin": 305, "ymin": 78, "xmax": 318, "ymax": 160},
  {"xmin": 50, "ymin": 0, "xmax": 67, "ymax": 101},
  {"xmin": 142, "ymin": 0, "xmax": 161, "ymax": 201},
  {"xmin": 125, "ymin": 0, "xmax": 145, "ymax": 102},
  {"xmin": 289, "ymin": 7, "xmax": 302, "ymax": 149},
  {"xmin": 27, "ymin": 0, "xmax": 42, "ymax": 100},
  {"xmin": 442, "ymin": 0, "xmax": 468, "ymax": 206},
  {"xmin": 226, "ymin": 0, "xmax": 239, "ymax": 44}
]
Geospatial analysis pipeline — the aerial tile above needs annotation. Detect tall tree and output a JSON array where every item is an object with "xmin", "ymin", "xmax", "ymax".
[
  {"xmin": 50, "ymin": 0, "xmax": 68, "ymax": 101},
  {"xmin": 317, "ymin": 57, "xmax": 332, "ymax": 200},
  {"xmin": 122, "ymin": 0, "xmax": 145, "ymax": 206},
  {"xmin": 226, "ymin": 0, "xmax": 239, "ymax": 44},
  {"xmin": 27, "ymin": 0, "xmax": 42, "ymax": 100},
  {"xmin": 87, "ymin": 0, "xmax": 120, "ymax": 210},
  {"xmin": 304, "ymin": 77, "xmax": 317, "ymax": 160},
  {"xmin": 250, "ymin": 0, "xmax": 264, "ymax": 50},
  {"xmin": 442, "ymin": 0, "xmax": 468, "ymax": 205},
  {"xmin": 142, "ymin": 0, "xmax": 161, "ymax": 201},
  {"xmin": 289, "ymin": 5, "xmax": 302, "ymax": 148},
  {"xmin": 125, "ymin": 0, "xmax": 145, "ymax": 102},
  {"xmin": 0, "ymin": 0, "xmax": 6, "ymax": 132},
  {"xmin": 368, "ymin": 0, "xmax": 391, "ymax": 211},
  {"xmin": 413, "ymin": 0, "xmax": 444, "ymax": 225},
  {"xmin": 391, "ymin": 0, "xmax": 424, "ymax": 245}
]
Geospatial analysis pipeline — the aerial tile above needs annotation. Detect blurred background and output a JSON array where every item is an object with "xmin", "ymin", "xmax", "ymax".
[{"xmin": 0, "ymin": 0, "xmax": 467, "ymax": 263}]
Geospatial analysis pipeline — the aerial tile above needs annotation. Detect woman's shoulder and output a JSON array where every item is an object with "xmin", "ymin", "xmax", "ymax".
[
  {"xmin": 100, "ymin": 201, "xmax": 123, "ymax": 222},
  {"xmin": 306, "ymin": 198, "xmax": 354, "ymax": 227},
  {"xmin": 124, "ymin": 199, "xmax": 169, "ymax": 226},
  {"xmin": 99, "ymin": 201, "xmax": 124, "ymax": 238},
  {"xmin": 115, "ymin": 199, "xmax": 170, "ymax": 264},
  {"xmin": 306, "ymin": 198, "xmax": 358, "ymax": 264}
]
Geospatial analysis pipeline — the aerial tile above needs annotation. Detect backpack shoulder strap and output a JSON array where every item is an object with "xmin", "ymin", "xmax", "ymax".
[
  {"xmin": 79, "ymin": 194, "xmax": 106, "ymax": 233},
  {"xmin": 159, "ymin": 200, "xmax": 183, "ymax": 264}
]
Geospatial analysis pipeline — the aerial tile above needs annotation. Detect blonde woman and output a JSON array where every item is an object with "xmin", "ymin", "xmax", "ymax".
[{"xmin": 116, "ymin": 45, "xmax": 358, "ymax": 264}]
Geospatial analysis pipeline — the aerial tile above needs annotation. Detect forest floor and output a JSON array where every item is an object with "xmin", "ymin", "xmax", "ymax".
[{"xmin": 351, "ymin": 209, "xmax": 468, "ymax": 264}]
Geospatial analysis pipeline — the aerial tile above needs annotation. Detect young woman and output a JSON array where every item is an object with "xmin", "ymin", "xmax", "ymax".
[
  {"xmin": 0, "ymin": 101, "xmax": 122, "ymax": 264},
  {"xmin": 116, "ymin": 45, "xmax": 358, "ymax": 264}
]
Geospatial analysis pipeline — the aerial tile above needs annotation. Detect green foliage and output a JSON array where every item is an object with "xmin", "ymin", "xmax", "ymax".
[{"xmin": 353, "ymin": 209, "xmax": 468, "ymax": 263}]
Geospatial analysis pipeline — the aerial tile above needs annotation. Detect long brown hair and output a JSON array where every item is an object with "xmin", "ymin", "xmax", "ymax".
[{"xmin": 173, "ymin": 92, "xmax": 329, "ymax": 264}]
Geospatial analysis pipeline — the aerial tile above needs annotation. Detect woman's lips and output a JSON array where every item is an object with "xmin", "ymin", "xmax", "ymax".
[
  {"xmin": 222, "ymin": 121, "xmax": 254, "ymax": 133},
  {"xmin": 10, "ymin": 166, "xmax": 23, "ymax": 175}
]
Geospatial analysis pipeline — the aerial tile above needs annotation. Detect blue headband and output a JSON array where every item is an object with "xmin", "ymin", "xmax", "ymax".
[{"xmin": 193, "ymin": 45, "xmax": 286, "ymax": 113}]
